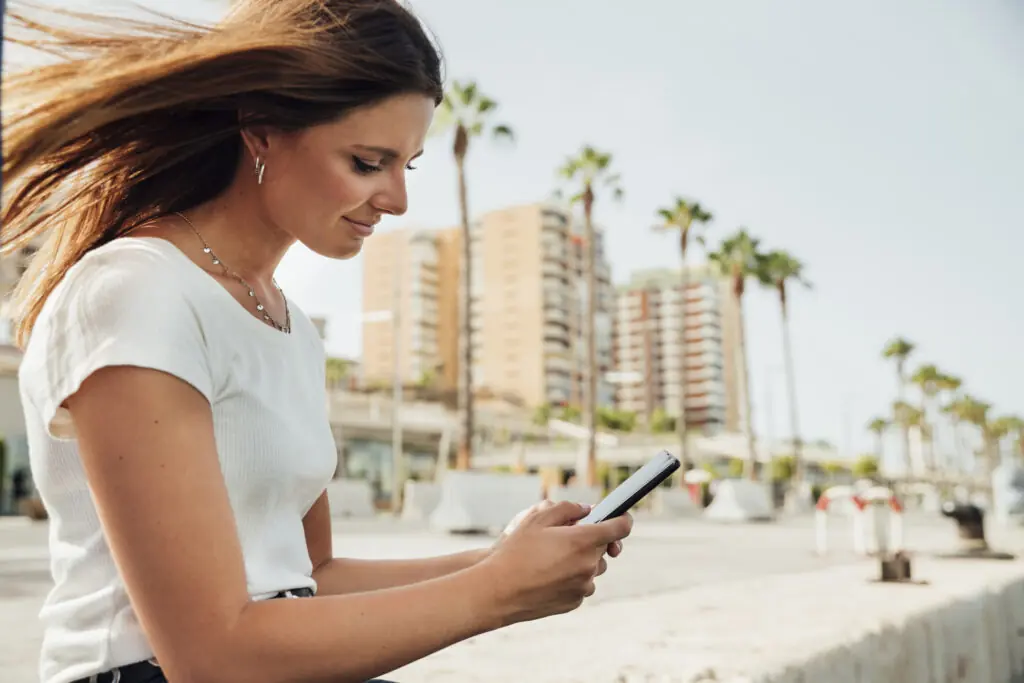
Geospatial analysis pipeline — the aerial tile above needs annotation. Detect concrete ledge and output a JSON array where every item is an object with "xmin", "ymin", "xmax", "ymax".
[
  {"xmin": 401, "ymin": 481, "xmax": 441, "ymax": 521},
  {"xmin": 705, "ymin": 479, "xmax": 774, "ymax": 522},
  {"xmin": 429, "ymin": 471, "xmax": 542, "ymax": 534},
  {"xmin": 546, "ymin": 484, "xmax": 603, "ymax": 506},
  {"xmin": 325, "ymin": 478, "xmax": 376, "ymax": 518},
  {"xmin": 391, "ymin": 558, "xmax": 1024, "ymax": 682},
  {"xmin": 651, "ymin": 488, "xmax": 701, "ymax": 517}
]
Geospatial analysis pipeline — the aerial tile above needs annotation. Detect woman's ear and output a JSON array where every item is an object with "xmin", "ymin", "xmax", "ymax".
[{"xmin": 240, "ymin": 125, "xmax": 273, "ymax": 163}]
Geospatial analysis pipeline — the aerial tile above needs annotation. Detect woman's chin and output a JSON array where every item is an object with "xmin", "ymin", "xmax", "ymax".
[{"xmin": 301, "ymin": 233, "xmax": 365, "ymax": 260}]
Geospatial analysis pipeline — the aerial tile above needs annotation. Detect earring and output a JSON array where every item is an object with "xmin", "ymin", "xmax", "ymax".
[{"xmin": 254, "ymin": 156, "xmax": 266, "ymax": 185}]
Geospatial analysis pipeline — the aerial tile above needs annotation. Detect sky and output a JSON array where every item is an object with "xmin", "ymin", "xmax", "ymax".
[{"xmin": 11, "ymin": 0, "xmax": 1024, "ymax": 466}]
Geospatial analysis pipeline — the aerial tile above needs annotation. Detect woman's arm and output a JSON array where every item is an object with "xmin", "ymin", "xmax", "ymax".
[
  {"xmin": 303, "ymin": 492, "xmax": 491, "ymax": 595},
  {"xmin": 68, "ymin": 366, "xmax": 506, "ymax": 683}
]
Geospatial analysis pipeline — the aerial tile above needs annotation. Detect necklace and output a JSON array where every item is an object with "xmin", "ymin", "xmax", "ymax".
[{"xmin": 174, "ymin": 212, "xmax": 291, "ymax": 333}]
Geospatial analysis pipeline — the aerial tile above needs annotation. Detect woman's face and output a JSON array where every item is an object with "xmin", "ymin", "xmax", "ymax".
[{"xmin": 253, "ymin": 93, "xmax": 435, "ymax": 259}]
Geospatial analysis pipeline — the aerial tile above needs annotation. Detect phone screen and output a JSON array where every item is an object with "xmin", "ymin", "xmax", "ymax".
[{"xmin": 577, "ymin": 450, "xmax": 680, "ymax": 524}]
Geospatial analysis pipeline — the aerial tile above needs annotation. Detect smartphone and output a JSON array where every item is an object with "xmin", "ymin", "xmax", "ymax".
[{"xmin": 577, "ymin": 450, "xmax": 680, "ymax": 524}]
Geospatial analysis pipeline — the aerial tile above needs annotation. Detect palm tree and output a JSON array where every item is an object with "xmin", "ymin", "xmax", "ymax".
[
  {"xmin": 433, "ymin": 81, "xmax": 513, "ymax": 470},
  {"xmin": 882, "ymin": 338, "xmax": 915, "ymax": 475},
  {"xmin": 944, "ymin": 393, "xmax": 981, "ymax": 473},
  {"xmin": 910, "ymin": 364, "xmax": 943, "ymax": 473},
  {"xmin": 949, "ymin": 394, "xmax": 993, "ymax": 476},
  {"xmin": 935, "ymin": 373, "xmax": 963, "ymax": 471},
  {"xmin": 557, "ymin": 145, "xmax": 623, "ymax": 486},
  {"xmin": 757, "ymin": 250, "xmax": 811, "ymax": 489},
  {"xmin": 324, "ymin": 357, "xmax": 351, "ymax": 391},
  {"xmin": 892, "ymin": 400, "xmax": 926, "ymax": 474},
  {"xmin": 707, "ymin": 229, "xmax": 763, "ymax": 479},
  {"xmin": 988, "ymin": 415, "xmax": 1024, "ymax": 470},
  {"xmin": 867, "ymin": 417, "xmax": 889, "ymax": 465},
  {"xmin": 999, "ymin": 416, "xmax": 1024, "ymax": 462},
  {"xmin": 652, "ymin": 197, "xmax": 713, "ymax": 473}
]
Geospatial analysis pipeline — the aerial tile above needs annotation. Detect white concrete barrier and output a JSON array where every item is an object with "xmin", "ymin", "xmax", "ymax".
[
  {"xmin": 391, "ymin": 559, "xmax": 1024, "ymax": 683},
  {"xmin": 325, "ymin": 478, "xmax": 376, "ymax": 518},
  {"xmin": 651, "ymin": 488, "xmax": 700, "ymax": 517},
  {"xmin": 704, "ymin": 479, "xmax": 774, "ymax": 522},
  {"xmin": 546, "ymin": 484, "xmax": 603, "ymax": 506},
  {"xmin": 401, "ymin": 481, "xmax": 442, "ymax": 521},
  {"xmin": 429, "ymin": 471, "xmax": 543, "ymax": 534}
]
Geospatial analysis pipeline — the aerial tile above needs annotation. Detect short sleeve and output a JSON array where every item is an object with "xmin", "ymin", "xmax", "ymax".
[{"xmin": 27, "ymin": 245, "xmax": 215, "ymax": 440}]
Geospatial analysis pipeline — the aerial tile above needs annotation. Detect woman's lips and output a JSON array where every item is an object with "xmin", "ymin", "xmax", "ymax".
[{"xmin": 344, "ymin": 217, "xmax": 376, "ymax": 237}]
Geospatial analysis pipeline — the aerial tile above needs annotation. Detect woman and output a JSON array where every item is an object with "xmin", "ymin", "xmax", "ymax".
[{"xmin": 1, "ymin": 1, "xmax": 632, "ymax": 682}]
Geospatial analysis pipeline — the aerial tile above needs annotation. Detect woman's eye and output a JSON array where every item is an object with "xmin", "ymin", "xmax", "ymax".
[{"xmin": 353, "ymin": 157, "xmax": 383, "ymax": 174}]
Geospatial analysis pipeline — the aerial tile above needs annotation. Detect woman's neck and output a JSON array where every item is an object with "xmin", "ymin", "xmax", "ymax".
[{"xmin": 181, "ymin": 181, "xmax": 294, "ymax": 285}]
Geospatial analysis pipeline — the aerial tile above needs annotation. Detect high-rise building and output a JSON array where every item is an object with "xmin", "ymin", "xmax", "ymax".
[
  {"xmin": 360, "ymin": 228, "xmax": 445, "ymax": 388},
  {"xmin": 0, "ymin": 239, "xmax": 43, "ymax": 344},
  {"xmin": 359, "ymin": 203, "xmax": 614, "ymax": 408},
  {"xmin": 611, "ymin": 266, "xmax": 741, "ymax": 434},
  {"xmin": 469, "ymin": 203, "xmax": 614, "ymax": 408}
]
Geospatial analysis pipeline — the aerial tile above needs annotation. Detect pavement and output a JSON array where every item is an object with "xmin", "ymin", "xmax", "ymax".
[{"xmin": 2, "ymin": 511, "xmax": 1021, "ymax": 682}]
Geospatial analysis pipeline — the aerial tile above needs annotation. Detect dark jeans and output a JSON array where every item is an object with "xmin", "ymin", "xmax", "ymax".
[{"xmin": 73, "ymin": 588, "xmax": 398, "ymax": 683}]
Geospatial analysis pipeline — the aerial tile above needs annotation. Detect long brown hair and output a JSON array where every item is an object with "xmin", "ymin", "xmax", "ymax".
[{"xmin": 1, "ymin": 0, "xmax": 443, "ymax": 348}]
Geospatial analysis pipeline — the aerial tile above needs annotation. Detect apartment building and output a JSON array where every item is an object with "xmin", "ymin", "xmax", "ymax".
[
  {"xmin": 0, "ymin": 239, "xmax": 41, "ymax": 509},
  {"xmin": 612, "ymin": 266, "xmax": 741, "ymax": 434},
  {"xmin": 360, "ymin": 203, "xmax": 614, "ymax": 408},
  {"xmin": 360, "ymin": 228, "xmax": 448, "ymax": 388},
  {"xmin": 470, "ymin": 203, "xmax": 614, "ymax": 408},
  {"xmin": 0, "ymin": 240, "xmax": 41, "ymax": 344}
]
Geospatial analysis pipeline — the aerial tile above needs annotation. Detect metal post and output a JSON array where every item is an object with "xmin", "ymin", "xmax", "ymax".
[{"xmin": 390, "ymin": 258, "xmax": 403, "ymax": 514}]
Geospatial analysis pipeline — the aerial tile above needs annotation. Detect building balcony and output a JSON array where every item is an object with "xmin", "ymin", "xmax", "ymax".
[
  {"xmin": 544, "ymin": 323, "xmax": 570, "ymax": 342},
  {"xmin": 544, "ymin": 306, "xmax": 570, "ymax": 326},
  {"xmin": 545, "ymin": 354, "xmax": 574, "ymax": 374}
]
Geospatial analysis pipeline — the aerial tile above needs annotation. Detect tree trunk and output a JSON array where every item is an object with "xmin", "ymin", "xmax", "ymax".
[
  {"xmin": 455, "ymin": 153, "xmax": 473, "ymax": 471},
  {"xmin": 736, "ymin": 292, "xmax": 758, "ymax": 479},
  {"xmin": 951, "ymin": 417, "xmax": 963, "ymax": 473},
  {"xmin": 640, "ymin": 291, "xmax": 654, "ymax": 427},
  {"xmin": 897, "ymin": 364, "xmax": 912, "ymax": 476},
  {"xmin": 780, "ymin": 299, "xmax": 803, "ymax": 487},
  {"xmin": 583, "ymin": 189, "xmax": 598, "ymax": 486},
  {"xmin": 677, "ymin": 232, "xmax": 692, "ymax": 476}
]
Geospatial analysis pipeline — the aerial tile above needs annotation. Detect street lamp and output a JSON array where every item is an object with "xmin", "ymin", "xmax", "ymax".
[{"xmin": 361, "ymin": 303, "xmax": 403, "ymax": 514}]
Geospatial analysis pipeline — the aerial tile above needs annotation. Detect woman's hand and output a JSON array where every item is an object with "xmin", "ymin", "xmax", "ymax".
[
  {"xmin": 498, "ymin": 500, "xmax": 624, "ymax": 558},
  {"xmin": 478, "ymin": 501, "xmax": 633, "ymax": 625}
]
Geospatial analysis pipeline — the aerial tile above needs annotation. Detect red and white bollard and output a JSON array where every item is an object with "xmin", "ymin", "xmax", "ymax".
[
  {"xmin": 860, "ymin": 486, "xmax": 904, "ymax": 555},
  {"xmin": 815, "ymin": 485, "xmax": 867, "ymax": 555}
]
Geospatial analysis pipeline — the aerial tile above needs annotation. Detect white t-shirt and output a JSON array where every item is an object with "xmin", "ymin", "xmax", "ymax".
[{"xmin": 18, "ymin": 237, "xmax": 338, "ymax": 683}]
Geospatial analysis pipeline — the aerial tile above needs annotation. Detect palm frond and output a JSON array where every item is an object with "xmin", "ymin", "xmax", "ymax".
[
  {"xmin": 492, "ymin": 124, "xmax": 515, "ymax": 142},
  {"xmin": 460, "ymin": 81, "xmax": 478, "ymax": 106}
]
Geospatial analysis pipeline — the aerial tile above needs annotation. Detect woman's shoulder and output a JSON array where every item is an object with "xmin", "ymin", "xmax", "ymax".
[
  {"xmin": 28, "ymin": 237, "xmax": 211, "ymax": 358},
  {"xmin": 21, "ymin": 237, "xmax": 220, "ymax": 439},
  {"xmin": 42, "ymin": 237, "xmax": 198, "ymax": 317},
  {"xmin": 65, "ymin": 236, "xmax": 190, "ymax": 284}
]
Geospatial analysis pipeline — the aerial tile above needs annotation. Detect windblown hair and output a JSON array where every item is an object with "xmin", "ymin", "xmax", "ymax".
[{"xmin": 1, "ymin": 0, "xmax": 443, "ymax": 347}]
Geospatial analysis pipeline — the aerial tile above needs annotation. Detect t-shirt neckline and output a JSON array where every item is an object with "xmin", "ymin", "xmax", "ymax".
[{"xmin": 119, "ymin": 236, "xmax": 296, "ymax": 342}]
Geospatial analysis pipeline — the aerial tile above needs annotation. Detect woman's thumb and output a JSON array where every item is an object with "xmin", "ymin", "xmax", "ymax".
[{"xmin": 533, "ymin": 500, "xmax": 591, "ymax": 527}]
